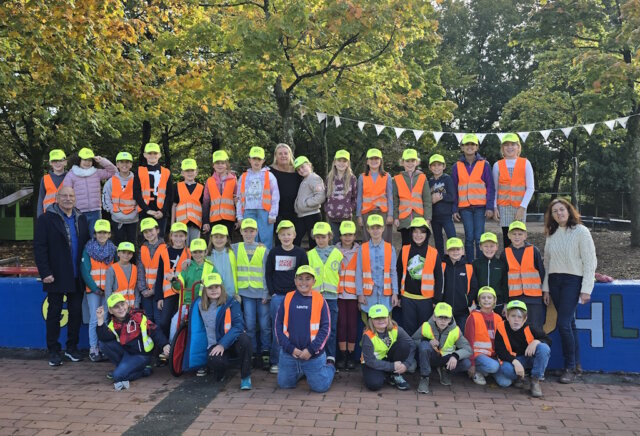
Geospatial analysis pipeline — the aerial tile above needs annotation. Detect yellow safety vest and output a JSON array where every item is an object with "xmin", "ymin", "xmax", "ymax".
[
  {"xmin": 307, "ymin": 248, "xmax": 344, "ymax": 294},
  {"xmin": 364, "ymin": 327, "xmax": 398, "ymax": 360},
  {"xmin": 108, "ymin": 315, "xmax": 154, "ymax": 353},
  {"xmin": 236, "ymin": 243, "xmax": 266, "ymax": 289},
  {"xmin": 421, "ymin": 322, "xmax": 461, "ymax": 355}
]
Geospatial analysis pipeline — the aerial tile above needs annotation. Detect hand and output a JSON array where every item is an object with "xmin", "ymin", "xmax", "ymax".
[
  {"xmin": 268, "ymin": 217, "xmax": 276, "ymax": 224},
  {"xmin": 514, "ymin": 207, "xmax": 526, "ymax": 221},
  {"xmin": 431, "ymin": 193, "xmax": 442, "ymax": 204},
  {"xmin": 96, "ymin": 306, "xmax": 105, "ymax": 324},
  {"xmin": 181, "ymin": 259, "xmax": 192, "ymax": 268},
  {"xmin": 386, "ymin": 215, "xmax": 394, "ymax": 225},
  {"xmin": 579, "ymin": 293, "xmax": 591, "ymax": 304},
  {"xmin": 485, "ymin": 209, "xmax": 494, "ymax": 219},
  {"xmin": 394, "ymin": 361, "xmax": 407, "ymax": 374},
  {"xmin": 299, "ymin": 349, "xmax": 311, "ymax": 360},
  {"xmin": 493, "ymin": 208, "xmax": 500, "ymax": 221},
  {"xmin": 429, "ymin": 339, "xmax": 440, "ymax": 350},
  {"xmin": 156, "ymin": 211, "xmax": 163, "ymax": 219},
  {"xmin": 357, "ymin": 295, "xmax": 367, "ymax": 307},
  {"xmin": 453, "ymin": 212, "xmax": 461, "ymax": 222},
  {"xmin": 357, "ymin": 216, "xmax": 363, "ymax": 227},
  {"xmin": 393, "ymin": 219, "xmax": 400, "ymax": 229},
  {"xmin": 292, "ymin": 347, "xmax": 303, "ymax": 358},
  {"xmin": 209, "ymin": 345, "xmax": 225, "ymax": 356},
  {"xmin": 391, "ymin": 294, "xmax": 399, "ymax": 307},
  {"xmin": 235, "ymin": 220, "xmax": 242, "ymax": 230},
  {"xmin": 543, "ymin": 292, "xmax": 550, "ymax": 306},
  {"xmin": 202, "ymin": 224, "xmax": 210, "ymax": 233},
  {"xmin": 163, "ymin": 344, "xmax": 171, "ymax": 356},
  {"xmin": 513, "ymin": 359, "xmax": 525, "ymax": 378},
  {"xmin": 262, "ymin": 297, "xmax": 269, "ymax": 305},
  {"xmin": 43, "ymin": 275, "xmax": 55, "ymax": 284},
  {"xmin": 468, "ymin": 365, "xmax": 476, "ymax": 378},
  {"xmin": 446, "ymin": 356, "xmax": 458, "ymax": 371},
  {"xmin": 165, "ymin": 272, "xmax": 175, "ymax": 281},
  {"xmin": 141, "ymin": 289, "xmax": 154, "ymax": 298},
  {"xmin": 93, "ymin": 156, "xmax": 104, "ymax": 163},
  {"xmin": 157, "ymin": 300, "xmax": 164, "ymax": 311},
  {"xmin": 525, "ymin": 340, "xmax": 539, "ymax": 357}
]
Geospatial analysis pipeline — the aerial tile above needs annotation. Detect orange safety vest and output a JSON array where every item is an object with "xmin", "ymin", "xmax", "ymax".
[
  {"xmin": 337, "ymin": 253, "xmax": 357, "ymax": 295},
  {"xmin": 112, "ymin": 263, "xmax": 138, "ymax": 305},
  {"xmin": 111, "ymin": 176, "xmax": 136, "ymax": 215},
  {"xmin": 361, "ymin": 173, "xmax": 389, "ymax": 214},
  {"xmin": 166, "ymin": 248, "xmax": 192, "ymax": 298},
  {"xmin": 400, "ymin": 244, "xmax": 438, "ymax": 298},
  {"xmin": 497, "ymin": 158, "xmax": 527, "ymax": 208},
  {"xmin": 497, "ymin": 321, "xmax": 534, "ymax": 357},
  {"xmin": 504, "ymin": 246, "xmax": 542, "ymax": 298},
  {"xmin": 456, "ymin": 161, "xmax": 487, "ymax": 208},
  {"xmin": 207, "ymin": 176, "xmax": 236, "ymax": 222},
  {"xmin": 468, "ymin": 310, "xmax": 503, "ymax": 358},
  {"xmin": 140, "ymin": 243, "xmax": 171, "ymax": 296},
  {"xmin": 86, "ymin": 258, "xmax": 111, "ymax": 293},
  {"xmin": 282, "ymin": 290, "xmax": 324, "ymax": 341},
  {"xmin": 442, "ymin": 262, "xmax": 473, "ymax": 294},
  {"xmin": 42, "ymin": 174, "xmax": 60, "ymax": 213},
  {"xmin": 394, "ymin": 173, "xmax": 426, "ymax": 219},
  {"xmin": 361, "ymin": 242, "xmax": 393, "ymax": 296},
  {"xmin": 239, "ymin": 170, "xmax": 272, "ymax": 214},
  {"xmin": 175, "ymin": 182, "xmax": 204, "ymax": 227},
  {"xmin": 138, "ymin": 166, "xmax": 171, "ymax": 210},
  {"xmin": 223, "ymin": 307, "xmax": 232, "ymax": 334}
]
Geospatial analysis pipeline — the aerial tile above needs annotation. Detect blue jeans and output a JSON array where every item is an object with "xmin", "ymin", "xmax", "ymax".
[
  {"xmin": 418, "ymin": 342, "xmax": 471, "ymax": 376},
  {"xmin": 548, "ymin": 273, "xmax": 582, "ymax": 370},
  {"xmin": 432, "ymin": 215, "xmax": 457, "ymax": 259},
  {"xmin": 99, "ymin": 340, "xmax": 152, "ymax": 382},
  {"xmin": 325, "ymin": 298, "xmax": 338, "ymax": 360},
  {"xmin": 86, "ymin": 292, "xmax": 106, "ymax": 350},
  {"xmin": 501, "ymin": 343, "xmax": 551, "ymax": 382},
  {"xmin": 244, "ymin": 209, "xmax": 274, "ymax": 249},
  {"xmin": 459, "ymin": 207, "xmax": 486, "ymax": 262},
  {"xmin": 243, "ymin": 296, "xmax": 272, "ymax": 354},
  {"xmin": 474, "ymin": 354, "xmax": 511, "ymax": 387},
  {"xmin": 277, "ymin": 350, "xmax": 335, "ymax": 393},
  {"xmin": 270, "ymin": 294, "xmax": 286, "ymax": 365},
  {"xmin": 84, "ymin": 210, "xmax": 102, "ymax": 238},
  {"xmin": 141, "ymin": 295, "xmax": 162, "ymax": 324}
]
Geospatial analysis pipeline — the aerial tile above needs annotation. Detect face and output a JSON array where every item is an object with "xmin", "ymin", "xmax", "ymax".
[
  {"xmin": 502, "ymin": 142, "xmax": 520, "ymax": 159},
  {"xmin": 368, "ymin": 225, "xmax": 384, "ymax": 241},
  {"xmin": 461, "ymin": 143, "xmax": 478, "ymax": 156},
  {"xmin": 95, "ymin": 231, "xmax": 110, "ymax": 244},
  {"xmin": 79, "ymin": 158, "xmax": 93, "ymax": 169},
  {"xmin": 340, "ymin": 233, "xmax": 355, "ymax": 248},
  {"xmin": 143, "ymin": 227, "xmax": 159, "ymax": 242},
  {"xmin": 551, "ymin": 202, "xmax": 569, "ymax": 227},
  {"xmin": 278, "ymin": 228, "xmax": 295, "ymax": 247},
  {"xmin": 429, "ymin": 162, "xmax": 445, "ymax": 177},
  {"xmin": 116, "ymin": 160, "xmax": 132, "ymax": 174},
  {"xmin": 367, "ymin": 157, "xmax": 381, "ymax": 170},
  {"xmin": 480, "ymin": 241, "xmax": 498, "ymax": 259},
  {"xmin": 435, "ymin": 316, "xmax": 451, "ymax": 331},
  {"xmin": 412, "ymin": 228, "xmax": 427, "ymax": 245},
  {"xmin": 50, "ymin": 159, "xmax": 67, "ymax": 173},
  {"xmin": 213, "ymin": 160, "xmax": 228, "ymax": 175},
  {"xmin": 241, "ymin": 227, "xmax": 257, "ymax": 243},
  {"xmin": 507, "ymin": 310, "xmax": 527, "ymax": 330},
  {"xmin": 447, "ymin": 247, "xmax": 463, "ymax": 261},
  {"xmin": 211, "ymin": 233, "xmax": 228, "ymax": 249},
  {"xmin": 249, "ymin": 157, "xmax": 264, "ymax": 171},
  {"xmin": 372, "ymin": 317, "xmax": 389, "ymax": 332},
  {"xmin": 109, "ymin": 301, "xmax": 129, "ymax": 320},
  {"xmin": 478, "ymin": 293, "xmax": 496, "ymax": 310},
  {"xmin": 403, "ymin": 159, "xmax": 418, "ymax": 172},
  {"xmin": 314, "ymin": 233, "xmax": 329, "ymax": 248},
  {"xmin": 276, "ymin": 147, "xmax": 290, "ymax": 165},
  {"xmin": 296, "ymin": 163, "xmax": 311, "ymax": 177},
  {"xmin": 182, "ymin": 169, "xmax": 197, "ymax": 182},
  {"xmin": 56, "ymin": 187, "xmax": 76, "ymax": 212},
  {"xmin": 144, "ymin": 152, "xmax": 160, "ymax": 165},
  {"xmin": 118, "ymin": 250, "xmax": 134, "ymax": 263},
  {"xmin": 335, "ymin": 158, "xmax": 349, "ymax": 172},
  {"xmin": 171, "ymin": 231, "xmax": 187, "ymax": 248},
  {"xmin": 206, "ymin": 285, "xmax": 222, "ymax": 300},
  {"xmin": 191, "ymin": 250, "xmax": 206, "ymax": 263},
  {"xmin": 508, "ymin": 229, "xmax": 527, "ymax": 247},
  {"xmin": 295, "ymin": 273, "xmax": 315, "ymax": 294}
]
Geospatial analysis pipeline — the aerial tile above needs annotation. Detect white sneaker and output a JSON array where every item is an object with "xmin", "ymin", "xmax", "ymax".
[
  {"xmin": 114, "ymin": 381, "xmax": 130, "ymax": 391},
  {"xmin": 472, "ymin": 373, "xmax": 487, "ymax": 386},
  {"xmin": 269, "ymin": 365, "xmax": 279, "ymax": 374}
]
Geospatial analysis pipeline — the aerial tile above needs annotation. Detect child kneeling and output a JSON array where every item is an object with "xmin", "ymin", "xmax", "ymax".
[
  {"xmin": 96, "ymin": 294, "xmax": 170, "ymax": 390},
  {"xmin": 413, "ymin": 302, "xmax": 472, "ymax": 394}
]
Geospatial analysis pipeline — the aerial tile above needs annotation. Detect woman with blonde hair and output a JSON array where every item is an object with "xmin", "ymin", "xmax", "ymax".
[{"xmin": 269, "ymin": 143, "xmax": 302, "ymax": 244}]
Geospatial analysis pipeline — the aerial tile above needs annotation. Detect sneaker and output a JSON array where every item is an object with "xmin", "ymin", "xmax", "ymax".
[
  {"xmin": 513, "ymin": 378, "xmax": 524, "ymax": 389},
  {"xmin": 142, "ymin": 366, "xmax": 153, "ymax": 377},
  {"xmin": 438, "ymin": 367, "xmax": 452, "ymax": 386},
  {"xmin": 121, "ymin": 380, "xmax": 130, "ymax": 389},
  {"xmin": 559, "ymin": 369, "xmax": 576, "ymax": 384},
  {"xmin": 196, "ymin": 368, "xmax": 208, "ymax": 377},
  {"xmin": 64, "ymin": 349, "xmax": 83, "ymax": 362},
  {"xmin": 417, "ymin": 377, "xmax": 430, "ymax": 394},
  {"xmin": 98, "ymin": 352, "xmax": 108, "ymax": 362},
  {"xmin": 114, "ymin": 381, "xmax": 126, "ymax": 391},
  {"xmin": 261, "ymin": 352, "xmax": 270, "ymax": 371},
  {"xmin": 89, "ymin": 352, "xmax": 101, "ymax": 362},
  {"xmin": 269, "ymin": 365, "xmax": 279, "ymax": 374},
  {"xmin": 392, "ymin": 374, "xmax": 410, "ymax": 390},
  {"xmin": 530, "ymin": 378, "xmax": 543, "ymax": 398},
  {"xmin": 48, "ymin": 351, "xmax": 62, "ymax": 367},
  {"xmin": 336, "ymin": 353, "xmax": 347, "ymax": 370},
  {"xmin": 240, "ymin": 377, "xmax": 252, "ymax": 390},
  {"xmin": 345, "ymin": 354, "xmax": 355, "ymax": 371},
  {"xmin": 106, "ymin": 372, "xmax": 114, "ymax": 380},
  {"xmin": 472, "ymin": 372, "xmax": 487, "ymax": 386}
]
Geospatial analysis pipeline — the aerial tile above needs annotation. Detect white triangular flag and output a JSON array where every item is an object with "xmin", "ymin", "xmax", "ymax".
[
  {"xmin": 394, "ymin": 127, "xmax": 406, "ymax": 139},
  {"xmin": 334, "ymin": 116, "xmax": 341, "ymax": 127},
  {"xmin": 432, "ymin": 132, "xmax": 444, "ymax": 143},
  {"xmin": 540, "ymin": 129, "xmax": 552, "ymax": 140},
  {"xmin": 617, "ymin": 117, "xmax": 630, "ymax": 128},
  {"xmin": 412, "ymin": 130, "xmax": 424, "ymax": 141},
  {"xmin": 518, "ymin": 132, "xmax": 530, "ymax": 143},
  {"xmin": 454, "ymin": 132, "xmax": 465, "ymax": 144},
  {"xmin": 358, "ymin": 121, "xmax": 366, "ymax": 132},
  {"xmin": 583, "ymin": 123, "xmax": 595, "ymax": 135},
  {"xmin": 476, "ymin": 133, "xmax": 487, "ymax": 144},
  {"xmin": 497, "ymin": 133, "xmax": 508, "ymax": 143},
  {"xmin": 561, "ymin": 127, "xmax": 573, "ymax": 138},
  {"xmin": 374, "ymin": 124, "xmax": 385, "ymax": 135},
  {"xmin": 605, "ymin": 120, "xmax": 616, "ymax": 130},
  {"xmin": 316, "ymin": 112, "xmax": 326, "ymax": 123}
]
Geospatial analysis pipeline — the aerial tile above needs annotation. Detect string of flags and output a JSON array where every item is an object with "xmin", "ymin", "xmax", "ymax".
[{"xmin": 309, "ymin": 109, "xmax": 637, "ymax": 144}]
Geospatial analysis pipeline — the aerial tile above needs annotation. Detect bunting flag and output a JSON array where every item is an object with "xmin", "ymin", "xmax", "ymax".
[
  {"xmin": 584, "ymin": 123, "xmax": 596, "ymax": 135},
  {"xmin": 617, "ymin": 117, "xmax": 630, "ymax": 128},
  {"xmin": 433, "ymin": 132, "xmax": 444, "ymax": 143},
  {"xmin": 394, "ymin": 127, "xmax": 406, "ymax": 139},
  {"xmin": 540, "ymin": 129, "xmax": 552, "ymax": 140},
  {"xmin": 334, "ymin": 116, "xmax": 341, "ymax": 128},
  {"xmin": 518, "ymin": 132, "xmax": 530, "ymax": 143},
  {"xmin": 476, "ymin": 133, "xmax": 487, "ymax": 144},
  {"xmin": 605, "ymin": 120, "xmax": 616, "ymax": 130},
  {"xmin": 316, "ymin": 112, "xmax": 326, "ymax": 123},
  {"xmin": 454, "ymin": 132, "xmax": 465, "ymax": 144},
  {"xmin": 358, "ymin": 121, "xmax": 366, "ymax": 132},
  {"xmin": 497, "ymin": 133, "xmax": 508, "ymax": 143},
  {"xmin": 561, "ymin": 127, "xmax": 573, "ymax": 138},
  {"xmin": 412, "ymin": 130, "xmax": 424, "ymax": 141},
  {"xmin": 374, "ymin": 124, "xmax": 385, "ymax": 135}
]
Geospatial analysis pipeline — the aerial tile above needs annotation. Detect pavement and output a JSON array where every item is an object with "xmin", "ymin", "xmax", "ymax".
[{"xmin": 1, "ymin": 351, "xmax": 639, "ymax": 436}]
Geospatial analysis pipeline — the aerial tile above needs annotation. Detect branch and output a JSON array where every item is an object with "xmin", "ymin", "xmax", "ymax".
[
  {"xmin": 281, "ymin": 35, "xmax": 300, "ymax": 80},
  {"xmin": 168, "ymin": 123, "xmax": 196, "ymax": 140},
  {"xmin": 199, "ymin": 1, "xmax": 262, "ymax": 7}
]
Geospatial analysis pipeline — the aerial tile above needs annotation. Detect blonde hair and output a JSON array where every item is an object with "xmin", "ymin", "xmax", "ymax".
[
  {"xmin": 271, "ymin": 143, "xmax": 295, "ymax": 170},
  {"xmin": 327, "ymin": 159, "xmax": 355, "ymax": 197},
  {"xmin": 365, "ymin": 315, "xmax": 398, "ymax": 334},
  {"xmin": 200, "ymin": 283, "xmax": 229, "ymax": 311},
  {"xmin": 501, "ymin": 142, "xmax": 522, "ymax": 157}
]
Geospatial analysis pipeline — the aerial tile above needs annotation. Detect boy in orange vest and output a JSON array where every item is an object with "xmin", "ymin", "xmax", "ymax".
[
  {"xmin": 172, "ymin": 158, "xmax": 204, "ymax": 245},
  {"xmin": 134, "ymin": 143, "xmax": 173, "ymax": 238},
  {"xmin": 103, "ymin": 151, "xmax": 139, "ymax": 246},
  {"xmin": 37, "ymin": 149, "xmax": 67, "ymax": 217},
  {"xmin": 105, "ymin": 241, "xmax": 138, "ymax": 309},
  {"xmin": 136, "ymin": 217, "xmax": 170, "ymax": 324}
]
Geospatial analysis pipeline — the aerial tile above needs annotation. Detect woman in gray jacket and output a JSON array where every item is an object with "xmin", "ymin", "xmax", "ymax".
[{"xmin": 293, "ymin": 156, "xmax": 326, "ymax": 248}]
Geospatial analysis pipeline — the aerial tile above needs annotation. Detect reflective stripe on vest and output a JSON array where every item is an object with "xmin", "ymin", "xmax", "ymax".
[
  {"xmin": 140, "ymin": 244, "xmax": 171, "ymax": 295},
  {"xmin": 111, "ymin": 176, "xmax": 136, "ymax": 215},
  {"xmin": 497, "ymin": 158, "xmax": 527, "ymax": 208},
  {"xmin": 282, "ymin": 290, "xmax": 323, "ymax": 341},
  {"xmin": 400, "ymin": 244, "xmax": 438, "ymax": 298},
  {"xmin": 166, "ymin": 248, "xmax": 191, "ymax": 298},
  {"xmin": 469, "ymin": 310, "xmax": 503, "ymax": 358},
  {"xmin": 361, "ymin": 173, "xmax": 389, "ymax": 214},
  {"xmin": 224, "ymin": 307, "xmax": 232, "ymax": 333},
  {"xmin": 175, "ymin": 182, "xmax": 204, "ymax": 227},
  {"xmin": 361, "ymin": 242, "xmax": 393, "ymax": 296},
  {"xmin": 338, "ymin": 253, "xmax": 357, "ymax": 295},
  {"xmin": 42, "ymin": 174, "xmax": 59, "ymax": 213},
  {"xmin": 207, "ymin": 176, "xmax": 236, "ymax": 222},
  {"xmin": 456, "ymin": 161, "xmax": 487, "ymax": 208},
  {"xmin": 86, "ymin": 258, "xmax": 111, "ymax": 293},
  {"xmin": 394, "ymin": 173, "xmax": 426, "ymax": 219},
  {"xmin": 421, "ymin": 322, "xmax": 461, "ymax": 356},
  {"xmin": 307, "ymin": 248, "xmax": 343, "ymax": 294},
  {"xmin": 442, "ymin": 262, "xmax": 473, "ymax": 294},
  {"xmin": 108, "ymin": 314, "xmax": 154, "ymax": 352},
  {"xmin": 236, "ymin": 243, "xmax": 266, "ymax": 289},
  {"xmin": 239, "ymin": 170, "xmax": 272, "ymax": 214},
  {"xmin": 497, "ymin": 321, "xmax": 534, "ymax": 357},
  {"xmin": 504, "ymin": 246, "xmax": 542, "ymax": 297},
  {"xmin": 364, "ymin": 327, "xmax": 398, "ymax": 360},
  {"xmin": 138, "ymin": 166, "xmax": 171, "ymax": 210},
  {"xmin": 112, "ymin": 262, "xmax": 137, "ymax": 305}
]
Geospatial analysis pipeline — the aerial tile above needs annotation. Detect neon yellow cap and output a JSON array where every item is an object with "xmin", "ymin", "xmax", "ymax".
[
  {"xmin": 144, "ymin": 143, "xmax": 161, "ymax": 153},
  {"xmin": 340, "ymin": 220, "xmax": 356, "ymax": 235},
  {"xmin": 78, "ymin": 148, "xmax": 95, "ymax": 160},
  {"xmin": 181, "ymin": 158, "xmax": 197, "ymax": 171},
  {"xmin": 446, "ymin": 237, "xmax": 464, "ymax": 250},
  {"xmin": 429, "ymin": 154, "xmax": 445, "ymax": 165},
  {"xmin": 49, "ymin": 149, "xmax": 67, "ymax": 161},
  {"xmin": 94, "ymin": 219, "xmax": 111, "ymax": 233}
]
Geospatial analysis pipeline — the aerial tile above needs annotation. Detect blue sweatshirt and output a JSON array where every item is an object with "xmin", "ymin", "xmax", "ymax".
[
  {"xmin": 429, "ymin": 173, "xmax": 456, "ymax": 217},
  {"xmin": 275, "ymin": 290, "xmax": 331, "ymax": 357}
]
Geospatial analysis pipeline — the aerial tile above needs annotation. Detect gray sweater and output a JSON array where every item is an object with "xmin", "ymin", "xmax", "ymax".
[
  {"xmin": 295, "ymin": 172, "xmax": 326, "ymax": 217},
  {"xmin": 105, "ymin": 263, "xmax": 140, "ymax": 307},
  {"xmin": 102, "ymin": 172, "xmax": 139, "ymax": 224}
]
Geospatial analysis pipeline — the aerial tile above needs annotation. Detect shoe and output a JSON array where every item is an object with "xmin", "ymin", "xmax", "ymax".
[
  {"xmin": 64, "ymin": 349, "xmax": 83, "ymax": 362},
  {"xmin": 89, "ymin": 352, "xmax": 101, "ymax": 362},
  {"xmin": 530, "ymin": 378, "xmax": 543, "ymax": 397},
  {"xmin": 438, "ymin": 367, "xmax": 452, "ymax": 386},
  {"xmin": 98, "ymin": 352, "xmax": 108, "ymax": 362},
  {"xmin": 472, "ymin": 373, "xmax": 486, "ymax": 386},
  {"xmin": 155, "ymin": 356, "xmax": 167, "ymax": 367},
  {"xmin": 559, "ymin": 369, "xmax": 576, "ymax": 384},
  {"xmin": 417, "ymin": 377, "xmax": 430, "ymax": 394},
  {"xmin": 48, "ymin": 351, "xmax": 62, "ymax": 367},
  {"xmin": 240, "ymin": 377, "xmax": 252, "ymax": 390},
  {"xmin": 196, "ymin": 368, "xmax": 208, "ymax": 377},
  {"xmin": 261, "ymin": 352, "xmax": 270, "ymax": 371},
  {"xmin": 113, "ymin": 381, "xmax": 130, "ymax": 391},
  {"xmin": 336, "ymin": 353, "xmax": 347, "ymax": 370},
  {"xmin": 392, "ymin": 374, "xmax": 410, "ymax": 390},
  {"xmin": 345, "ymin": 355, "xmax": 356, "ymax": 371},
  {"xmin": 142, "ymin": 366, "xmax": 153, "ymax": 377},
  {"xmin": 575, "ymin": 363, "xmax": 583, "ymax": 374},
  {"xmin": 106, "ymin": 372, "xmax": 114, "ymax": 380},
  {"xmin": 269, "ymin": 365, "xmax": 278, "ymax": 374}
]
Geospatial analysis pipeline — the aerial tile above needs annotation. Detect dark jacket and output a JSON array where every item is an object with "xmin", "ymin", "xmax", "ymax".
[
  {"xmin": 34, "ymin": 204, "xmax": 90, "ymax": 294},
  {"xmin": 441, "ymin": 255, "xmax": 478, "ymax": 316},
  {"xmin": 472, "ymin": 253, "xmax": 508, "ymax": 306},
  {"xmin": 428, "ymin": 173, "xmax": 456, "ymax": 218},
  {"xmin": 494, "ymin": 320, "xmax": 551, "ymax": 363},
  {"xmin": 96, "ymin": 309, "xmax": 169, "ymax": 355},
  {"xmin": 211, "ymin": 297, "xmax": 245, "ymax": 350},
  {"xmin": 396, "ymin": 242, "xmax": 442, "ymax": 300}
]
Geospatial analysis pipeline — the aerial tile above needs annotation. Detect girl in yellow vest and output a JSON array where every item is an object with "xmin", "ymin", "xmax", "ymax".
[
  {"xmin": 361, "ymin": 304, "xmax": 415, "ymax": 391},
  {"xmin": 203, "ymin": 150, "xmax": 237, "ymax": 238},
  {"xmin": 171, "ymin": 158, "xmax": 204, "ymax": 246},
  {"xmin": 336, "ymin": 220, "xmax": 359, "ymax": 370},
  {"xmin": 356, "ymin": 149, "xmax": 393, "ymax": 242},
  {"xmin": 207, "ymin": 224, "xmax": 238, "ymax": 297},
  {"xmin": 231, "ymin": 218, "xmax": 271, "ymax": 370},
  {"xmin": 37, "ymin": 149, "xmax": 67, "ymax": 217},
  {"xmin": 393, "ymin": 149, "xmax": 433, "ymax": 246},
  {"xmin": 307, "ymin": 222, "xmax": 343, "ymax": 364},
  {"xmin": 102, "ymin": 151, "xmax": 138, "ymax": 246},
  {"xmin": 80, "ymin": 219, "xmax": 117, "ymax": 362},
  {"xmin": 325, "ymin": 150, "xmax": 357, "ymax": 245},
  {"xmin": 104, "ymin": 242, "xmax": 137, "ymax": 309}
]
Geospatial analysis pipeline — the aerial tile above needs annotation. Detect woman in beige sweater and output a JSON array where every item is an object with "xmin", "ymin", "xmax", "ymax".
[{"xmin": 542, "ymin": 198, "xmax": 597, "ymax": 384}]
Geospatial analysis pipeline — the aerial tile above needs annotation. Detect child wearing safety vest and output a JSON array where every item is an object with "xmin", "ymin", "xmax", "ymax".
[
  {"xmin": 357, "ymin": 149, "xmax": 393, "ymax": 242},
  {"xmin": 336, "ymin": 220, "xmax": 359, "ymax": 370},
  {"xmin": 464, "ymin": 286, "xmax": 511, "ymax": 387},
  {"xmin": 104, "ymin": 242, "xmax": 137, "ymax": 309},
  {"xmin": 96, "ymin": 294, "xmax": 170, "ymax": 391},
  {"xmin": 103, "ymin": 151, "xmax": 138, "ymax": 246},
  {"xmin": 504, "ymin": 221, "xmax": 545, "ymax": 330},
  {"xmin": 396, "ymin": 217, "xmax": 442, "ymax": 339},
  {"xmin": 137, "ymin": 217, "xmax": 170, "ymax": 324},
  {"xmin": 428, "ymin": 153, "xmax": 457, "ymax": 258},
  {"xmin": 492, "ymin": 133, "xmax": 535, "ymax": 247},
  {"xmin": 293, "ymin": 156, "xmax": 326, "ymax": 249},
  {"xmin": 134, "ymin": 143, "xmax": 173, "ymax": 237},
  {"xmin": 413, "ymin": 302, "xmax": 472, "ymax": 394},
  {"xmin": 393, "ymin": 149, "xmax": 432, "ymax": 246},
  {"xmin": 203, "ymin": 150, "xmax": 236, "ymax": 238},
  {"xmin": 361, "ymin": 304, "xmax": 415, "ymax": 391},
  {"xmin": 473, "ymin": 232, "xmax": 509, "ymax": 315},
  {"xmin": 81, "ymin": 219, "xmax": 117, "ymax": 362},
  {"xmin": 236, "ymin": 146, "xmax": 280, "ymax": 249},
  {"xmin": 231, "ymin": 218, "xmax": 270, "ymax": 370},
  {"xmin": 172, "ymin": 158, "xmax": 204, "ymax": 245},
  {"xmin": 207, "ymin": 224, "xmax": 238, "ymax": 296},
  {"xmin": 38, "ymin": 149, "xmax": 67, "ymax": 217},
  {"xmin": 441, "ymin": 237, "xmax": 478, "ymax": 331},
  {"xmin": 495, "ymin": 300, "xmax": 551, "ymax": 398},
  {"xmin": 325, "ymin": 150, "xmax": 357, "ymax": 244},
  {"xmin": 451, "ymin": 134, "xmax": 495, "ymax": 262},
  {"xmin": 307, "ymin": 222, "xmax": 343, "ymax": 364}
]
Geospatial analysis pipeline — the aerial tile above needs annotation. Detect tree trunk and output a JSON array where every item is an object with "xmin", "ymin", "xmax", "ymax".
[
  {"xmin": 139, "ymin": 120, "xmax": 152, "ymax": 165},
  {"xmin": 629, "ymin": 114, "xmax": 640, "ymax": 246},
  {"xmin": 550, "ymin": 150, "xmax": 566, "ymax": 201},
  {"xmin": 571, "ymin": 137, "xmax": 579, "ymax": 210},
  {"xmin": 161, "ymin": 125, "xmax": 171, "ymax": 169},
  {"xmin": 274, "ymin": 76, "xmax": 295, "ymax": 151},
  {"xmin": 29, "ymin": 144, "xmax": 45, "ymax": 222}
]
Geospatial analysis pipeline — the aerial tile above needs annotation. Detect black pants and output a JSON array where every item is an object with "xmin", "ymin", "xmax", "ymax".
[
  {"xmin": 399, "ymin": 228, "xmax": 412, "ymax": 246},
  {"xmin": 46, "ymin": 289, "xmax": 83, "ymax": 353},
  {"xmin": 158, "ymin": 294, "xmax": 179, "ymax": 339},
  {"xmin": 362, "ymin": 338, "xmax": 411, "ymax": 391},
  {"xmin": 111, "ymin": 221, "xmax": 139, "ymax": 246},
  {"xmin": 502, "ymin": 226, "xmax": 511, "ymax": 248},
  {"xmin": 401, "ymin": 297, "xmax": 434, "ymax": 338},
  {"xmin": 294, "ymin": 213, "xmax": 322, "ymax": 249},
  {"xmin": 208, "ymin": 332, "xmax": 252, "ymax": 379},
  {"xmin": 208, "ymin": 219, "xmax": 236, "ymax": 242}
]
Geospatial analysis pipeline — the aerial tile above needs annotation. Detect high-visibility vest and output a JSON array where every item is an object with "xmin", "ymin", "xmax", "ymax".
[
  {"xmin": 207, "ymin": 176, "xmax": 236, "ymax": 222},
  {"xmin": 138, "ymin": 166, "xmax": 171, "ymax": 210},
  {"xmin": 468, "ymin": 310, "xmax": 503, "ymax": 358},
  {"xmin": 222, "ymin": 307, "xmax": 232, "ymax": 334},
  {"xmin": 111, "ymin": 176, "xmax": 136, "ymax": 215},
  {"xmin": 442, "ymin": 262, "xmax": 473, "ymax": 294},
  {"xmin": 421, "ymin": 322, "xmax": 461, "ymax": 356},
  {"xmin": 307, "ymin": 248, "xmax": 343, "ymax": 294},
  {"xmin": 497, "ymin": 158, "xmax": 527, "ymax": 208},
  {"xmin": 175, "ymin": 182, "xmax": 204, "ymax": 227},
  {"xmin": 361, "ymin": 173, "xmax": 389, "ymax": 214},
  {"xmin": 239, "ymin": 170, "xmax": 272, "ymax": 214},
  {"xmin": 42, "ymin": 174, "xmax": 60, "ymax": 213},
  {"xmin": 361, "ymin": 242, "xmax": 393, "ymax": 296},
  {"xmin": 504, "ymin": 246, "xmax": 542, "ymax": 298},
  {"xmin": 400, "ymin": 244, "xmax": 438, "ymax": 298},
  {"xmin": 140, "ymin": 244, "xmax": 171, "ymax": 296},
  {"xmin": 364, "ymin": 327, "xmax": 398, "ymax": 360},
  {"xmin": 282, "ymin": 290, "xmax": 324, "ymax": 341},
  {"xmin": 236, "ymin": 243, "xmax": 266, "ymax": 289},
  {"xmin": 166, "ymin": 248, "xmax": 192, "ymax": 298},
  {"xmin": 338, "ymin": 253, "xmax": 357, "ymax": 295},
  {"xmin": 112, "ymin": 263, "xmax": 137, "ymax": 306},
  {"xmin": 456, "ymin": 161, "xmax": 487, "ymax": 208},
  {"xmin": 394, "ymin": 173, "xmax": 426, "ymax": 219},
  {"xmin": 496, "ymin": 321, "xmax": 534, "ymax": 357},
  {"xmin": 108, "ymin": 315, "xmax": 154, "ymax": 352},
  {"xmin": 86, "ymin": 258, "xmax": 111, "ymax": 293}
]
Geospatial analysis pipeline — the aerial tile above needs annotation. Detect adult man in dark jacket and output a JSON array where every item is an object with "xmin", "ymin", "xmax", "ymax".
[{"xmin": 34, "ymin": 186, "xmax": 90, "ymax": 366}]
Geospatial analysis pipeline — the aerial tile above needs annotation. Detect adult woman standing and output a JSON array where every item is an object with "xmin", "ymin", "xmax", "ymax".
[
  {"xmin": 269, "ymin": 144, "xmax": 302, "ymax": 245},
  {"xmin": 542, "ymin": 198, "xmax": 597, "ymax": 383}
]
